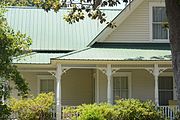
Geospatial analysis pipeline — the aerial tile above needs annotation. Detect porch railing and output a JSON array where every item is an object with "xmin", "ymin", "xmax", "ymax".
[
  {"xmin": 159, "ymin": 106, "xmax": 179, "ymax": 120},
  {"xmin": 8, "ymin": 105, "xmax": 180, "ymax": 120}
]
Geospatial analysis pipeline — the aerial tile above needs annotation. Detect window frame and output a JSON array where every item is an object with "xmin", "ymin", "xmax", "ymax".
[
  {"xmin": 37, "ymin": 75, "xmax": 55, "ymax": 94},
  {"xmin": 149, "ymin": 2, "xmax": 169, "ymax": 43},
  {"xmin": 112, "ymin": 72, "xmax": 132, "ymax": 101}
]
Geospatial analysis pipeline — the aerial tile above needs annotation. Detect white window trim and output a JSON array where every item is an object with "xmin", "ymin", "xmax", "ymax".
[
  {"xmin": 37, "ymin": 75, "xmax": 55, "ymax": 94},
  {"xmin": 149, "ymin": 2, "xmax": 169, "ymax": 43},
  {"xmin": 112, "ymin": 72, "xmax": 132, "ymax": 99},
  {"xmin": 159, "ymin": 72, "xmax": 176, "ymax": 101}
]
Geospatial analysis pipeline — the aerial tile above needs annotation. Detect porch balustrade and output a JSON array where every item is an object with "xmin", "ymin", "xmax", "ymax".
[{"xmin": 8, "ymin": 105, "xmax": 179, "ymax": 120}]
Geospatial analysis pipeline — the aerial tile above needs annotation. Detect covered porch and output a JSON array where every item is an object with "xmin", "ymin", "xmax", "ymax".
[{"xmin": 49, "ymin": 47, "xmax": 175, "ymax": 120}]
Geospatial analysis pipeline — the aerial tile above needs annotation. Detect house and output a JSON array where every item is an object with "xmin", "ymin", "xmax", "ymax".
[{"xmin": 6, "ymin": 0, "xmax": 176, "ymax": 119}]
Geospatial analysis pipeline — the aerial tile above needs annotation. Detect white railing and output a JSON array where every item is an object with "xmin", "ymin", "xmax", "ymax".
[
  {"xmin": 159, "ymin": 106, "xmax": 179, "ymax": 120},
  {"xmin": 8, "ymin": 105, "xmax": 180, "ymax": 120}
]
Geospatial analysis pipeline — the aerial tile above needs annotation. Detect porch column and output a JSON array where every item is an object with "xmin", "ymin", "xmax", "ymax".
[
  {"xmin": 153, "ymin": 64, "xmax": 160, "ymax": 106},
  {"xmin": 107, "ymin": 64, "xmax": 113, "ymax": 104},
  {"xmin": 56, "ymin": 64, "xmax": 62, "ymax": 120},
  {"xmin": 95, "ymin": 69, "xmax": 100, "ymax": 103}
]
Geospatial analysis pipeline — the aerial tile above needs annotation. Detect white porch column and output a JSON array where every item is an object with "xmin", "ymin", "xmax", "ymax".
[
  {"xmin": 95, "ymin": 69, "xmax": 100, "ymax": 103},
  {"xmin": 153, "ymin": 64, "xmax": 160, "ymax": 106},
  {"xmin": 107, "ymin": 64, "xmax": 113, "ymax": 104},
  {"xmin": 56, "ymin": 64, "xmax": 62, "ymax": 120}
]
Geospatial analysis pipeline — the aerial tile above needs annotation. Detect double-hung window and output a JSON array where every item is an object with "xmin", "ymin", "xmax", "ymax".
[
  {"xmin": 150, "ymin": 3, "xmax": 169, "ymax": 42},
  {"xmin": 38, "ymin": 75, "xmax": 55, "ymax": 93},
  {"xmin": 113, "ymin": 73, "xmax": 131, "ymax": 101}
]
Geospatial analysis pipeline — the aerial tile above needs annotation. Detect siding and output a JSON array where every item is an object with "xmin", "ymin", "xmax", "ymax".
[{"xmin": 103, "ymin": 0, "xmax": 165, "ymax": 43}]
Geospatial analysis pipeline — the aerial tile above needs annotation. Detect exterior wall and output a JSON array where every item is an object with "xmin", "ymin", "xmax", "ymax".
[
  {"xmin": 61, "ymin": 69, "xmax": 94, "ymax": 106},
  {"xmin": 12, "ymin": 69, "xmax": 94, "ymax": 106},
  {"xmin": 98, "ymin": 69, "xmax": 155, "ymax": 102},
  {"xmin": 103, "ymin": 0, "xmax": 165, "ymax": 43}
]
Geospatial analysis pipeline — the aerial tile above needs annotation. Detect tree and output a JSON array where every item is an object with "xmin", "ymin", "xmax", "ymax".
[
  {"xmin": 165, "ymin": 0, "xmax": 180, "ymax": 107},
  {"xmin": 0, "ymin": 6, "xmax": 32, "ymax": 103}
]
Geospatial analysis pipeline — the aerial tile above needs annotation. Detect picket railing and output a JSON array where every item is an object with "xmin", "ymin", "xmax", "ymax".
[
  {"xmin": 8, "ymin": 105, "xmax": 180, "ymax": 120},
  {"xmin": 159, "ymin": 106, "xmax": 179, "ymax": 120}
]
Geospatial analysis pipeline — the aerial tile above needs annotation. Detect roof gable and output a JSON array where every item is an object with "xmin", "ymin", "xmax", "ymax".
[{"xmin": 87, "ymin": 0, "xmax": 146, "ymax": 46}]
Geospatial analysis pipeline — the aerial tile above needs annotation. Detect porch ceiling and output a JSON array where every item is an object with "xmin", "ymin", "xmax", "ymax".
[{"xmin": 55, "ymin": 47, "xmax": 171, "ymax": 61}]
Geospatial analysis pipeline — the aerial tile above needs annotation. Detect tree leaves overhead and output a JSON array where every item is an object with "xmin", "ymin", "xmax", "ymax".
[
  {"xmin": 0, "ymin": 0, "xmax": 129, "ymax": 27},
  {"xmin": 32, "ymin": 0, "xmax": 123, "ymax": 27}
]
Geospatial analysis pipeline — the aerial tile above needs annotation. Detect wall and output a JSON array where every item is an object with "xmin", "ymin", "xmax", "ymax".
[
  {"xmin": 103, "ymin": 0, "xmax": 165, "ymax": 43},
  {"xmin": 98, "ymin": 69, "xmax": 155, "ymax": 102}
]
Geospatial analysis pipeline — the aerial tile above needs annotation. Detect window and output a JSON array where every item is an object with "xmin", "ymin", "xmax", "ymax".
[
  {"xmin": 158, "ymin": 76, "xmax": 173, "ymax": 106},
  {"xmin": 113, "ymin": 73, "xmax": 131, "ymax": 101},
  {"xmin": 40, "ymin": 79, "xmax": 54, "ymax": 93},
  {"xmin": 38, "ymin": 75, "xmax": 55, "ymax": 93},
  {"xmin": 150, "ymin": 3, "xmax": 169, "ymax": 41}
]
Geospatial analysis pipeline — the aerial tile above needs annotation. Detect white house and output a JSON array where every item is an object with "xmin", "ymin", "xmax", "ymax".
[{"xmin": 6, "ymin": 0, "xmax": 177, "ymax": 119}]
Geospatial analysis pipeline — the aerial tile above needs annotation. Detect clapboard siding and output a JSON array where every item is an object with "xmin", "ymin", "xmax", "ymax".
[{"xmin": 103, "ymin": 0, "xmax": 165, "ymax": 43}]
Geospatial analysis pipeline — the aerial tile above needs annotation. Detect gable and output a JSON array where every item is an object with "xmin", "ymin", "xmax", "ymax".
[
  {"xmin": 5, "ymin": 7, "xmax": 120, "ymax": 51},
  {"xmin": 90, "ymin": 0, "xmax": 166, "ymax": 44}
]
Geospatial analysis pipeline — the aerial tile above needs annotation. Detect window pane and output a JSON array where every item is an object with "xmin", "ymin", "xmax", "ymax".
[
  {"xmin": 153, "ymin": 24, "xmax": 168, "ymax": 39},
  {"xmin": 153, "ymin": 7, "xmax": 167, "ymax": 22},
  {"xmin": 40, "ymin": 79, "xmax": 54, "ymax": 93},
  {"xmin": 121, "ymin": 77, "xmax": 128, "ymax": 89},
  {"xmin": 40, "ymin": 80, "xmax": 48, "ymax": 93},
  {"xmin": 158, "ymin": 77, "xmax": 173, "ymax": 89},
  {"xmin": 159, "ymin": 91, "xmax": 173, "ymax": 106},
  {"xmin": 113, "ymin": 76, "xmax": 128, "ymax": 100},
  {"xmin": 48, "ymin": 80, "xmax": 54, "ymax": 92}
]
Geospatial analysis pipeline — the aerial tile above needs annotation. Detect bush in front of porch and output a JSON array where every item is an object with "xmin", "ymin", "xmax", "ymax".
[
  {"xmin": 63, "ymin": 99, "xmax": 166, "ymax": 120},
  {"xmin": 8, "ymin": 92, "xmax": 55, "ymax": 120}
]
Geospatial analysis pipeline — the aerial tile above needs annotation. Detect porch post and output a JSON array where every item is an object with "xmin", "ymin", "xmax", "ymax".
[
  {"xmin": 56, "ymin": 64, "xmax": 62, "ymax": 120},
  {"xmin": 107, "ymin": 64, "xmax": 113, "ymax": 104},
  {"xmin": 153, "ymin": 64, "xmax": 159, "ymax": 106},
  {"xmin": 96, "ymin": 69, "xmax": 100, "ymax": 103}
]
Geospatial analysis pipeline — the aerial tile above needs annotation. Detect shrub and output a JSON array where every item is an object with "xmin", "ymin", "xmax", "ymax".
[
  {"xmin": 8, "ymin": 92, "xmax": 54, "ymax": 120},
  {"xmin": 114, "ymin": 99, "xmax": 165, "ymax": 120},
  {"xmin": 63, "ymin": 99, "xmax": 166, "ymax": 120},
  {"xmin": 0, "ymin": 102, "xmax": 11, "ymax": 120},
  {"xmin": 63, "ymin": 103, "xmax": 118, "ymax": 120}
]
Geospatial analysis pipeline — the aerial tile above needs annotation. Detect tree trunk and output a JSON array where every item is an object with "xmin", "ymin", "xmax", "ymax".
[{"xmin": 165, "ymin": 0, "xmax": 180, "ymax": 107}]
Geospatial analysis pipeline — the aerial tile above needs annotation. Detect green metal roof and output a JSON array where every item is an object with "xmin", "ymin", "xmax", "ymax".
[
  {"xmin": 5, "ymin": 7, "xmax": 120, "ymax": 51},
  {"xmin": 56, "ymin": 47, "xmax": 171, "ymax": 61},
  {"xmin": 13, "ymin": 53, "xmax": 64, "ymax": 64}
]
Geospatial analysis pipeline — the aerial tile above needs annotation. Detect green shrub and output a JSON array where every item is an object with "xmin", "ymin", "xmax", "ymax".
[
  {"xmin": 114, "ymin": 99, "xmax": 165, "ymax": 120},
  {"xmin": 8, "ymin": 92, "xmax": 55, "ymax": 120},
  {"xmin": 63, "ymin": 103, "xmax": 118, "ymax": 120},
  {"xmin": 174, "ymin": 111, "xmax": 180, "ymax": 120},
  {"xmin": 0, "ymin": 102, "xmax": 11, "ymax": 120},
  {"xmin": 63, "ymin": 99, "xmax": 166, "ymax": 120}
]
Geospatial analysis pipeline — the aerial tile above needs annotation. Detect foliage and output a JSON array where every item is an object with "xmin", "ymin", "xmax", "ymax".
[
  {"xmin": 0, "ymin": 102, "xmax": 11, "ymax": 119},
  {"xmin": 174, "ymin": 111, "xmax": 180, "ymax": 120},
  {"xmin": 0, "ymin": 5, "xmax": 32, "ymax": 98},
  {"xmin": 114, "ymin": 99, "xmax": 165, "ymax": 120},
  {"xmin": 9, "ymin": 92, "xmax": 55, "ymax": 120},
  {"xmin": 64, "ymin": 99, "xmax": 165, "ymax": 120}
]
